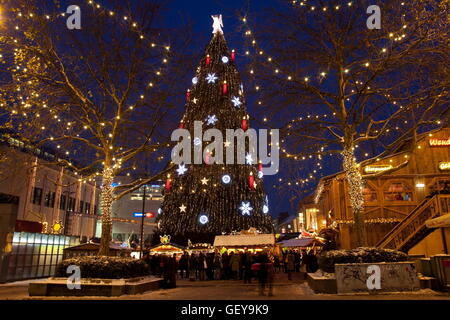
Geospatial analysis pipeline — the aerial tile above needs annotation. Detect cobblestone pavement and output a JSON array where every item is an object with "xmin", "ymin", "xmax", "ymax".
[{"xmin": 1, "ymin": 273, "xmax": 450, "ymax": 300}]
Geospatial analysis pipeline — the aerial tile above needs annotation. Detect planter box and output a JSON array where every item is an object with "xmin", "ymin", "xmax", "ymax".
[
  {"xmin": 29, "ymin": 276, "xmax": 162, "ymax": 297},
  {"xmin": 306, "ymin": 272, "xmax": 337, "ymax": 294},
  {"xmin": 335, "ymin": 262, "xmax": 420, "ymax": 294}
]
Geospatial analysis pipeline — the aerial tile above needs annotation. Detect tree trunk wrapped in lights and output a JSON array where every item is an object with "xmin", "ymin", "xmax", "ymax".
[
  {"xmin": 156, "ymin": 21, "xmax": 273, "ymax": 243},
  {"xmin": 99, "ymin": 165, "xmax": 114, "ymax": 256},
  {"xmin": 342, "ymin": 148, "xmax": 366, "ymax": 247}
]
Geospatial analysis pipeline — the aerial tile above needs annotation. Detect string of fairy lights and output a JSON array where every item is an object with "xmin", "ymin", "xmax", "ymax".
[
  {"xmin": 237, "ymin": 0, "xmax": 442, "ymax": 198},
  {"xmin": 1, "ymin": 0, "xmax": 175, "ymax": 186}
]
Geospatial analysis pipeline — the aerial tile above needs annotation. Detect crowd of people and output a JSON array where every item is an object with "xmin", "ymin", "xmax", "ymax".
[{"xmin": 143, "ymin": 249, "xmax": 320, "ymax": 295}]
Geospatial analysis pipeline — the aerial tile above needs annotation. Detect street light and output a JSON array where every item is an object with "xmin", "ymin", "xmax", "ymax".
[{"xmin": 139, "ymin": 184, "xmax": 147, "ymax": 259}]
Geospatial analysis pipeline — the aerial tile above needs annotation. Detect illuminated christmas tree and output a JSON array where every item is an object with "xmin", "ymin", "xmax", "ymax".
[{"xmin": 157, "ymin": 15, "xmax": 274, "ymax": 243}]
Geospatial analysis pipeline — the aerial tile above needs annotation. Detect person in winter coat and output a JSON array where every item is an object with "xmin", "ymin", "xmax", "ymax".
[
  {"xmin": 188, "ymin": 253, "xmax": 197, "ymax": 281},
  {"xmin": 243, "ymin": 252, "xmax": 253, "ymax": 284},
  {"xmin": 266, "ymin": 257, "xmax": 275, "ymax": 296},
  {"xmin": 198, "ymin": 252, "xmax": 206, "ymax": 281},
  {"xmin": 229, "ymin": 252, "xmax": 240, "ymax": 280},
  {"xmin": 306, "ymin": 250, "xmax": 319, "ymax": 273},
  {"xmin": 294, "ymin": 250, "xmax": 301, "ymax": 272},
  {"xmin": 221, "ymin": 252, "xmax": 230, "ymax": 280},
  {"xmin": 179, "ymin": 252, "xmax": 189, "ymax": 279},
  {"xmin": 213, "ymin": 254, "xmax": 222, "ymax": 280},
  {"xmin": 206, "ymin": 253, "xmax": 215, "ymax": 281},
  {"xmin": 165, "ymin": 254, "xmax": 177, "ymax": 288},
  {"xmin": 286, "ymin": 250, "xmax": 295, "ymax": 280},
  {"xmin": 257, "ymin": 253, "xmax": 269, "ymax": 295}
]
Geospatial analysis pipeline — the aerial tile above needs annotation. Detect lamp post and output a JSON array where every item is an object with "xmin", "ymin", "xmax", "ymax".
[{"xmin": 139, "ymin": 185, "xmax": 147, "ymax": 259}]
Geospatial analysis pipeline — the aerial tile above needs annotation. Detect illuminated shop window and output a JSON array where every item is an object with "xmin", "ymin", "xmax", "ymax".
[{"xmin": 384, "ymin": 182, "xmax": 413, "ymax": 201}]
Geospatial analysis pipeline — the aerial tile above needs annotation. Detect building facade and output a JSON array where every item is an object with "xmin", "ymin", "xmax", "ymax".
[
  {"xmin": 0, "ymin": 136, "xmax": 99, "ymax": 239},
  {"xmin": 312, "ymin": 127, "xmax": 450, "ymax": 254},
  {"xmin": 95, "ymin": 177, "xmax": 163, "ymax": 247},
  {"xmin": 0, "ymin": 134, "xmax": 100, "ymax": 282}
]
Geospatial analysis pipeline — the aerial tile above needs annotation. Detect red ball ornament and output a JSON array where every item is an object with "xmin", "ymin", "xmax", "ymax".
[
  {"xmin": 249, "ymin": 172, "xmax": 255, "ymax": 191},
  {"xmin": 179, "ymin": 122, "xmax": 184, "ymax": 129}
]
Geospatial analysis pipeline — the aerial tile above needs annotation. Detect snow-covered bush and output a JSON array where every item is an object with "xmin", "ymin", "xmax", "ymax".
[
  {"xmin": 55, "ymin": 256, "xmax": 150, "ymax": 279},
  {"xmin": 318, "ymin": 247, "xmax": 408, "ymax": 273}
]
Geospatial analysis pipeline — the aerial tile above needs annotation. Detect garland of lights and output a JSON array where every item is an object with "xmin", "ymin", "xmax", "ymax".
[{"xmin": 238, "ymin": 0, "xmax": 445, "ymax": 196}]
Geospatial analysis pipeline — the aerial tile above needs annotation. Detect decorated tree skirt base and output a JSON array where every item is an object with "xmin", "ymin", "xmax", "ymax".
[{"xmin": 29, "ymin": 276, "xmax": 162, "ymax": 297}]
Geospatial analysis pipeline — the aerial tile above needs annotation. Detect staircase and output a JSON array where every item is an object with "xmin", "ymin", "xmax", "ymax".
[{"xmin": 376, "ymin": 194, "xmax": 450, "ymax": 252}]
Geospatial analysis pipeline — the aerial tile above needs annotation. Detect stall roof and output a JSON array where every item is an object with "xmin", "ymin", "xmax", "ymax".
[
  {"xmin": 63, "ymin": 243, "xmax": 131, "ymax": 251},
  {"xmin": 214, "ymin": 234, "xmax": 275, "ymax": 247},
  {"xmin": 148, "ymin": 242, "xmax": 186, "ymax": 251},
  {"xmin": 278, "ymin": 238, "xmax": 318, "ymax": 247}
]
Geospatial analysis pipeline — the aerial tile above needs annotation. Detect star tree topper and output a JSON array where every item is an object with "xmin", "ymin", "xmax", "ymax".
[{"xmin": 211, "ymin": 14, "xmax": 223, "ymax": 34}]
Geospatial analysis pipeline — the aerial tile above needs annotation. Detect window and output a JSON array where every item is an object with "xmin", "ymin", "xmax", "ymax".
[
  {"xmin": 59, "ymin": 195, "xmax": 67, "ymax": 211},
  {"xmin": 67, "ymin": 197, "xmax": 76, "ymax": 212},
  {"xmin": 94, "ymin": 205, "xmax": 98, "ymax": 215},
  {"xmin": 31, "ymin": 187, "xmax": 43, "ymax": 205},
  {"xmin": 85, "ymin": 203, "xmax": 90, "ymax": 214},
  {"xmin": 363, "ymin": 183, "xmax": 377, "ymax": 202},
  {"xmin": 130, "ymin": 184, "xmax": 164, "ymax": 200},
  {"xmin": 79, "ymin": 201, "xmax": 84, "ymax": 213},
  {"xmin": 384, "ymin": 182, "xmax": 413, "ymax": 201},
  {"xmin": 44, "ymin": 192, "xmax": 55, "ymax": 208}
]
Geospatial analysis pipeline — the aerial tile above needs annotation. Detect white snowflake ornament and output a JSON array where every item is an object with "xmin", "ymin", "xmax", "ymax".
[
  {"xmin": 231, "ymin": 96, "xmax": 242, "ymax": 108},
  {"xmin": 239, "ymin": 201, "xmax": 253, "ymax": 216},
  {"xmin": 206, "ymin": 73, "xmax": 218, "ymax": 84},
  {"xmin": 245, "ymin": 153, "xmax": 254, "ymax": 165},
  {"xmin": 206, "ymin": 114, "xmax": 218, "ymax": 125},
  {"xmin": 176, "ymin": 164, "xmax": 188, "ymax": 175}
]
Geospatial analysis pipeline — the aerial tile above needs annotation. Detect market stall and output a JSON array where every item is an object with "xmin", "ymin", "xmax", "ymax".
[
  {"xmin": 213, "ymin": 233, "xmax": 276, "ymax": 253},
  {"xmin": 278, "ymin": 237, "xmax": 324, "ymax": 250},
  {"xmin": 148, "ymin": 242, "xmax": 186, "ymax": 256},
  {"xmin": 187, "ymin": 242, "xmax": 214, "ymax": 254}
]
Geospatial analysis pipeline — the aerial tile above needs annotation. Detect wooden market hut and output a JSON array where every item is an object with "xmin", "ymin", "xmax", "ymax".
[
  {"xmin": 148, "ymin": 242, "xmax": 185, "ymax": 255},
  {"xmin": 213, "ymin": 233, "xmax": 276, "ymax": 253},
  {"xmin": 278, "ymin": 237, "xmax": 323, "ymax": 249},
  {"xmin": 312, "ymin": 127, "xmax": 450, "ymax": 255},
  {"xmin": 63, "ymin": 243, "xmax": 132, "ymax": 259}
]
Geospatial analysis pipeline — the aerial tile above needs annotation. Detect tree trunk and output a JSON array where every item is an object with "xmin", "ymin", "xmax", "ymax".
[
  {"xmin": 98, "ymin": 166, "xmax": 114, "ymax": 256},
  {"xmin": 342, "ymin": 148, "xmax": 367, "ymax": 247}
]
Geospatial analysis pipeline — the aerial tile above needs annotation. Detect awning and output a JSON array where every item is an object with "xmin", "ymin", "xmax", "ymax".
[
  {"xmin": 214, "ymin": 234, "xmax": 275, "ymax": 247},
  {"xmin": 426, "ymin": 214, "xmax": 450, "ymax": 228},
  {"xmin": 279, "ymin": 237, "xmax": 317, "ymax": 247}
]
